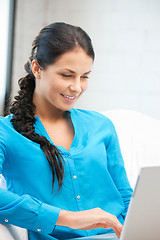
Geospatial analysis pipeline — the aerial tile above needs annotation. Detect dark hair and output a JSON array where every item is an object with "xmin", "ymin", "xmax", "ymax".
[{"xmin": 10, "ymin": 22, "xmax": 95, "ymax": 190}]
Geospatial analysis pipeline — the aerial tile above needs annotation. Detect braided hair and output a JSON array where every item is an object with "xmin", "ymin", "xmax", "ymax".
[{"xmin": 10, "ymin": 22, "xmax": 95, "ymax": 190}]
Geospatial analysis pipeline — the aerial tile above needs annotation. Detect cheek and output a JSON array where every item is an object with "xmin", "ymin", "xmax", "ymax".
[
  {"xmin": 43, "ymin": 77, "xmax": 63, "ymax": 94},
  {"xmin": 81, "ymin": 81, "xmax": 88, "ymax": 92}
]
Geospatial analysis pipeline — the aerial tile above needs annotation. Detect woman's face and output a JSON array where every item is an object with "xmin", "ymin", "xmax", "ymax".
[{"xmin": 32, "ymin": 48, "xmax": 93, "ymax": 114}]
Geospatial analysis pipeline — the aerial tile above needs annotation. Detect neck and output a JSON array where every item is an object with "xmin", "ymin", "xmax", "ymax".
[{"xmin": 33, "ymin": 93, "xmax": 66, "ymax": 122}]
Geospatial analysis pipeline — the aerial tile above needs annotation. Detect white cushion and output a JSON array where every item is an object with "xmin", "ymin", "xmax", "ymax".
[
  {"xmin": 102, "ymin": 109, "xmax": 160, "ymax": 188},
  {"xmin": 0, "ymin": 223, "xmax": 28, "ymax": 240},
  {"xmin": 0, "ymin": 175, "xmax": 28, "ymax": 240}
]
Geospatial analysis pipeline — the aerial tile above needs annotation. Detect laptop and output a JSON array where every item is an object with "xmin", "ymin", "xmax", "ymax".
[{"xmin": 69, "ymin": 166, "xmax": 160, "ymax": 240}]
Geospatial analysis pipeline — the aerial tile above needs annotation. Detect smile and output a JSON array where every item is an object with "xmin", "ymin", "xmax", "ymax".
[{"xmin": 61, "ymin": 94, "xmax": 78, "ymax": 99}]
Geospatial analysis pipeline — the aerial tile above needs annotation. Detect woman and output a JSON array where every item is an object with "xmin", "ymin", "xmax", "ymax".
[{"xmin": 0, "ymin": 22, "xmax": 133, "ymax": 240}]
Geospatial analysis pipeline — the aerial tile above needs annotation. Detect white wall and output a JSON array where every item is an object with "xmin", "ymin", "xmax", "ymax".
[
  {"xmin": 12, "ymin": 0, "xmax": 160, "ymax": 119},
  {"xmin": 0, "ymin": 0, "xmax": 10, "ymax": 115}
]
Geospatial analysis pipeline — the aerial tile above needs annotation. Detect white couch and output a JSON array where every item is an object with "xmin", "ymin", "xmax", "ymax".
[
  {"xmin": 1, "ymin": 109, "xmax": 160, "ymax": 240},
  {"xmin": 104, "ymin": 109, "xmax": 160, "ymax": 188}
]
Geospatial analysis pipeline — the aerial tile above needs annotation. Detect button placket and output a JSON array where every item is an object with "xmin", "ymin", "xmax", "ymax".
[{"xmin": 67, "ymin": 153, "xmax": 83, "ymax": 210}]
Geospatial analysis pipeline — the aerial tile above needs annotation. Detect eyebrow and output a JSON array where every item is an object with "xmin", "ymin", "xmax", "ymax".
[{"xmin": 60, "ymin": 68, "xmax": 91, "ymax": 75}]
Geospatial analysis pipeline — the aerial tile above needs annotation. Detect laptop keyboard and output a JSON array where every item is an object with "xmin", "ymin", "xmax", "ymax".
[{"xmin": 68, "ymin": 233, "xmax": 118, "ymax": 240}]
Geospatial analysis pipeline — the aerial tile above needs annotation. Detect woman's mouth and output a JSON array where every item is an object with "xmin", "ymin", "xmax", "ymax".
[{"xmin": 61, "ymin": 93, "xmax": 79, "ymax": 103}]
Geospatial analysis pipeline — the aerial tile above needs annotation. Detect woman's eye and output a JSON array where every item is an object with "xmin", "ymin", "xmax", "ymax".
[
  {"xmin": 61, "ymin": 74, "xmax": 89, "ymax": 79},
  {"xmin": 61, "ymin": 74, "xmax": 72, "ymax": 78},
  {"xmin": 81, "ymin": 76, "xmax": 89, "ymax": 79}
]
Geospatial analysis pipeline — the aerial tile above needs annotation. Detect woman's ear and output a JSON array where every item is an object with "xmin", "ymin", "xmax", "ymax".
[{"xmin": 31, "ymin": 60, "xmax": 41, "ymax": 79}]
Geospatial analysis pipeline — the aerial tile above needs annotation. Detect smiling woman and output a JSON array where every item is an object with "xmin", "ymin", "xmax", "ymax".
[{"xmin": 0, "ymin": 22, "xmax": 132, "ymax": 240}]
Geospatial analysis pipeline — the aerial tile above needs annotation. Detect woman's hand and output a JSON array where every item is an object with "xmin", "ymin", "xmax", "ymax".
[{"xmin": 56, "ymin": 208, "xmax": 123, "ymax": 238}]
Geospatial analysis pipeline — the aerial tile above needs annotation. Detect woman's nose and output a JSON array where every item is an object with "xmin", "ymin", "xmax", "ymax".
[{"xmin": 69, "ymin": 78, "xmax": 81, "ymax": 93}]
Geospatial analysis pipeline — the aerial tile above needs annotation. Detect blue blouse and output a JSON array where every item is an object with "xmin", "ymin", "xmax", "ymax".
[{"xmin": 0, "ymin": 108, "xmax": 133, "ymax": 240}]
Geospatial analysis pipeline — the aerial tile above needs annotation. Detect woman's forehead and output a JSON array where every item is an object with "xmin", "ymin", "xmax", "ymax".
[{"xmin": 52, "ymin": 48, "xmax": 93, "ymax": 70}]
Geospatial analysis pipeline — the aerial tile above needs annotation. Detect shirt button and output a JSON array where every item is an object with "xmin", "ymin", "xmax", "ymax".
[
  {"xmin": 73, "ymin": 175, "xmax": 77, "ymax": 179},
  {"xmin": 77, "ymin": 195, "xmax": 80, "ymax": 199},
  {"xmin": 37, "ymin": 228, "xmax": 41, "ymax": 232},
  {"xmin": 4, "ymin": 219, "xmax": 8, "ymax": 222}
]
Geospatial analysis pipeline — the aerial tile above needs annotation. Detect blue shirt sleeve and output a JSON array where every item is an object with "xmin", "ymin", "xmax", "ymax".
[
  {"xmin": 106, "ymin": 120, "xmax": 133, "ymax": 218},
  {"xmin": 0, "ymin": 121, "xmax": 60, "ymax": 234}
]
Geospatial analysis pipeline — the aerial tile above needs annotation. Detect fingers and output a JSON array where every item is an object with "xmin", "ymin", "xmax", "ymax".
[
  {"xmin": 94, "ymin": 211, "xmax": 123, "ymax": 238},
  {"xmin": 102, "ymin": 212, "xmax": 123, "ymax": 238},
  {"xmin": 112, "ymin": 222, "xmax": 123, "ymax": 239},
  {"xmin": 80, "ymin": 220, "xmax": 123, "ymax": 239}
]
